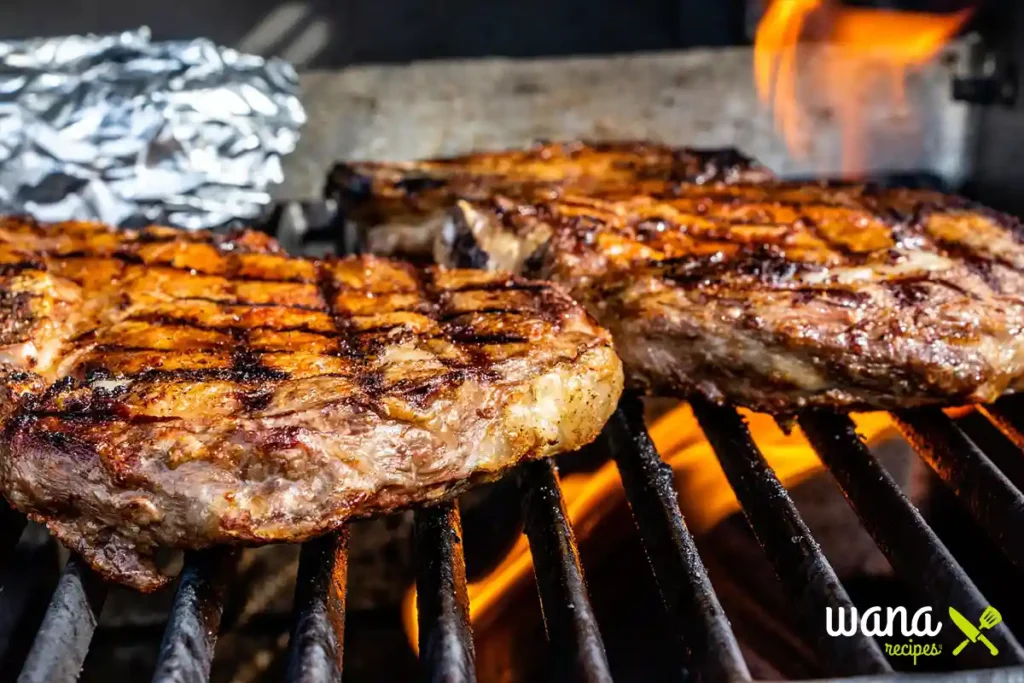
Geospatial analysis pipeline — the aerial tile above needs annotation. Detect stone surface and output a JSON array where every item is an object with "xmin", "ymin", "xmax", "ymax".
[{"xmin": 282, "ymin": 45, "xmax": 969, "ymax": 199}]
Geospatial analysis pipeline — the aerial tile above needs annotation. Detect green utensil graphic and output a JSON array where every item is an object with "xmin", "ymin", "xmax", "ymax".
[{"xmin": 950, "ymin": 606, "xmax": 1001, "ymax": 657}]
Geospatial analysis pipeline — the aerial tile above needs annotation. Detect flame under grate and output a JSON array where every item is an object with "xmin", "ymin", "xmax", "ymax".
[{"xmin": 2, "ymin": 201, "xmax": 1024, "ymax": 683}]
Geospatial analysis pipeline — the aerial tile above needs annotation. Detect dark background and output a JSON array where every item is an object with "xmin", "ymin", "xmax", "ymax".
[
  {"xmin": 0, "ymin": 0, "xmax": 751, "ymax": 68},
  {"xmin": 0, "ymin": 1, "xmax": 985, "ymax": 68}
]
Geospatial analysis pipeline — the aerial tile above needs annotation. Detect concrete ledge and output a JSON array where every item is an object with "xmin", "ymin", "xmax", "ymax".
[{"xmin": 282, "ymin": 46, "xmax": 968, "ymax": 199}]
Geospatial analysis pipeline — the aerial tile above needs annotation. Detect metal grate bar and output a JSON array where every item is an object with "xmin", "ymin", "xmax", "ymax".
[
  {"xmin": 287, "ymin": 530, "xmax": 348, "ymax": 683},
  {"xmin": 799, "ymin": 410, "xmax": 1024, "ymax": 668},
  {"xmin": 18, "ymin": 555, "xmax": 108, "ymax": 683},
  {"xmin": 151, "ymin": 548, "xmax": 237, "ymax": 683},
  {"xmin": 602, "ymin": 394, "xmax": 750, "ymax": 683},
  {"xmin": 893, "ymin": 407, "xmax": 1024, "ymax": 570},
  {"xmin": 983, "ymin": 395, "xmax": 1024, "ymax": 450},
  {"xmin": 690, "ymin": 397, "xmax": 892, "ymax": 677},
  {"xmin": 414, "ymin": 502, "xmax": 477, "ymax": 683},
  {"xmin": 517, "ymin": 459, "xmax": 613, "ymax": 683},
  {"xmin": 0, "ymin": 503, "xmax": 26, "ymax": 565},
  {"xmin": 953, "ymin": 409, "xmax": 1024, "ymax": 493}
]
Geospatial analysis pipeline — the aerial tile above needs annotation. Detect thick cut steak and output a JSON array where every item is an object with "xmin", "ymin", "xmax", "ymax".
[
  {"xmin": 0, "ymin": 219, "xmax": 622, "ymax": 590},
  {"xmin": 441, "ymin": 184, "xmax": 1024, "ymax": 411},
  {"xmin": 327, "ymin": 140, "xmax": 772, "ymax": 257}
]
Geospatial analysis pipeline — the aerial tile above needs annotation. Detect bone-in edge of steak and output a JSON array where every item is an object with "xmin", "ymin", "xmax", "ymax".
[
  {"xmin": 327, "ymin": 140, "xmax": 773, "ymax": 257},
  {"xmin": 439, "ymin": 183, "xmax": 1024, "ymax": 412},
  {"xmin": 0, "ymin": 219, "xmax": 623, "ymax": 590}
]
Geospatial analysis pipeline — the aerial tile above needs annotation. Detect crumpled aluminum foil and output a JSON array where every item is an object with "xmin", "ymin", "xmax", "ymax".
[{"xmin": 0, "ymin": 27, "xmax": 306, "ymax": 229}]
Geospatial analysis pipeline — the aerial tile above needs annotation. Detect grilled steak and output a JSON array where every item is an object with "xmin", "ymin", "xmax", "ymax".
[
  {"xmin": 328, "ymin": 140, "xmax": 772, "ymax": 257},
  {"xmin": 0, "ymin": 218, "xmax": 622, "ymax": 590},
  {"xmin": 437, "ymin": 183, "xmax": 1024, "ymax": 411}
]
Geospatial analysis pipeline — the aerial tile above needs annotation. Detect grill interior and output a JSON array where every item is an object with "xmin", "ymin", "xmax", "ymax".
[{"xmin": 2, "ymin": 200, "xmax": 1024, "ymax": 683}]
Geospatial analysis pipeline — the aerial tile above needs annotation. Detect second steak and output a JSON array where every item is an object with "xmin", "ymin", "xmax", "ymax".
[{"xmin": 441, "ymin": 183, "xmax": 1024, "ymax": 412}]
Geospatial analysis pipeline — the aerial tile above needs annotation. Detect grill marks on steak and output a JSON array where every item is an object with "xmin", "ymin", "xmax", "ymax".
[
  {"xmin": 435, "ymin": 182, "xmax": 1024, "ymax": 411},
  {"xmin": 0, "ymin": 218, "xmax": 622, "ymax": 590},
  {"xmin": 328, "ymin": 145, "xmax": 1024, "ymax": 409},
  {"xmin": 328, "ymin": 140, "xmax": 773, "ymax": 257}
]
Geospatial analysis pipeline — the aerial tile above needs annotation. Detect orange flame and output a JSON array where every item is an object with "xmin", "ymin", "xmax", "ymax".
[
  {"xmin": 403, "ymin": 404, "xmax": 895, "ymax": 646},
  {"xmin": 754, "ymin": 0, "xmax": 973, "ymax": 175}
]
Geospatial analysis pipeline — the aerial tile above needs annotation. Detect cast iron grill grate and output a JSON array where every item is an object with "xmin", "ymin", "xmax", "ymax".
[{"xmin": 2, "ymin": 201, "xmax": 1024, "ymax": 683}]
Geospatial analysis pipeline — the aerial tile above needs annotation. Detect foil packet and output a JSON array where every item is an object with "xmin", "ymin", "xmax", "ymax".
[{"xmin": 0, "ymin": 27, "xmax": 306, "ymax": 229}]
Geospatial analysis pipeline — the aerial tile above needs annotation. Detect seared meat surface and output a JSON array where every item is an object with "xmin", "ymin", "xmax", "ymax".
[
  {"xmin": 0, "ymin": 219, "xmax": 622, "ymax": 590},
  {"xmin": 439, "ymin": 183, "xmax": 1024, "ymax": 411},
  {"xmin": 328, "ymin": 140, "xmax": 772, "ymax": 256}
]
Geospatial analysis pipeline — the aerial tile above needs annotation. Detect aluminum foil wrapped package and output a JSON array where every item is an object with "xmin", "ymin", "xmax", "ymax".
[{"xmin": 0, "ymin": 27, "xmax": 306, "ymax": 229}]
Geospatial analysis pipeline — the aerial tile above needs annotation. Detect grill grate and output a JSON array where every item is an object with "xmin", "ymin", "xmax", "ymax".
[
  {"xmin": 690, "ymin": 397, "xmax": 892, "ymax": 677},
  {"xmin": 2, "ymin": 202, "xmax": 1024, "ymax": 682},
  {"xmin": 152, "ymin": 549, "xmax": 236, "ymax": 683},
  {"xmin": 518, "ymin": 459, "xmax": 613, "ymax": 683},
  {"xmin": 288, "ymin": 531, "xmax": 347, "ymax": 683},
  {"xmin": 413, "ymin": 504, "xmax": 475, "ymax": 682},
  {"xmin": 604, "ymin": 394, "xmax": 750, "ymax": 682},
  {"xmin": 16, "ymin": 556, "xmax": 107, "ymax": 683},
  {"xmin": 892, "ymin": 409, "xmax": 1024, "ymax": 571},
  {"xmin": 798, "ymin": 412, "xmax": 1024, "ymax": 669}
]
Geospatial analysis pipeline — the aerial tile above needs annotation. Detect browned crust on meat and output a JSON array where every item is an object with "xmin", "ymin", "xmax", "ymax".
[
  {"xmin": 0, "ymin": 218, "xmax": 623, "ymax": 590},
  {"xmin": 443, "ymin": 182, "xmax": 1024, "ymax": 411},
  {"xmin": 327, "ymin": 140, "xmax": 773, "ymax": 257}
]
